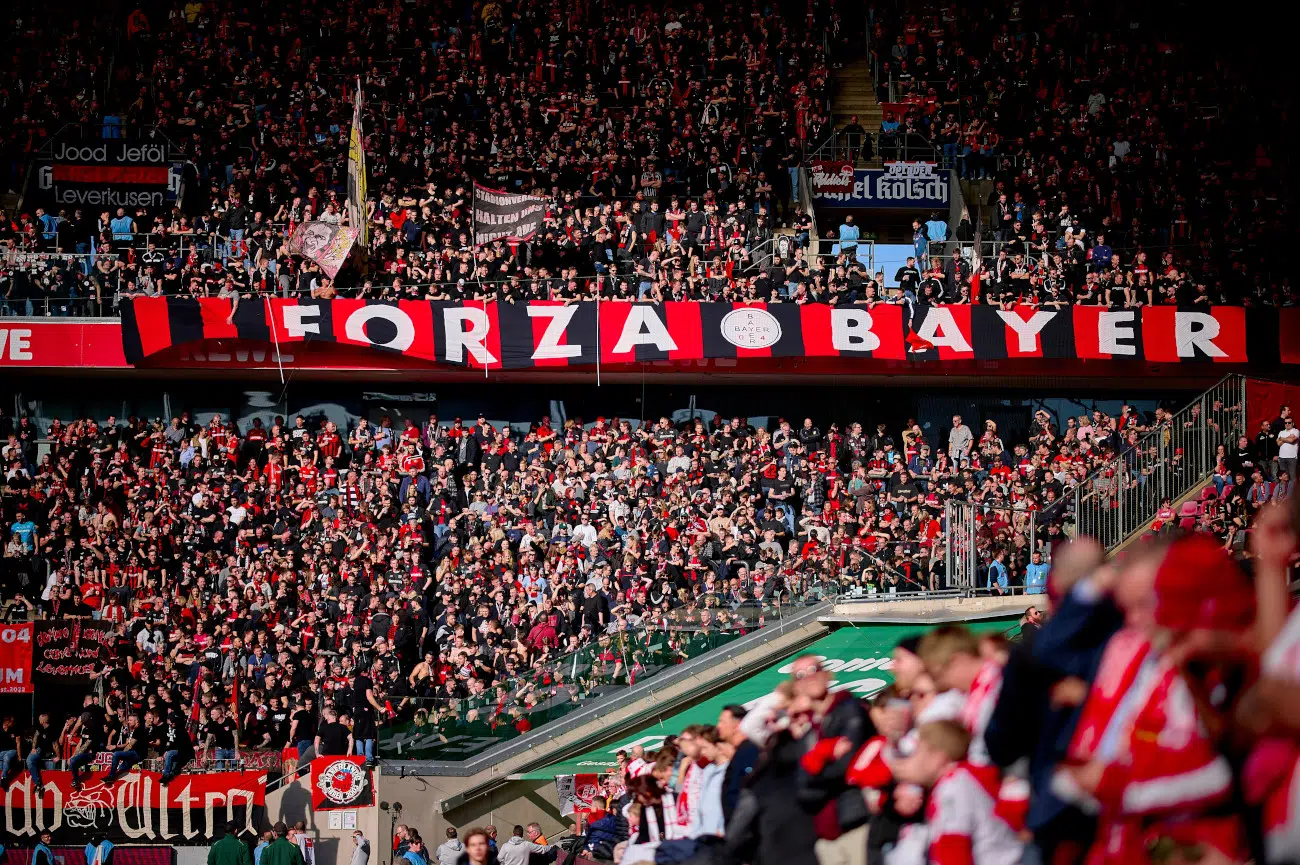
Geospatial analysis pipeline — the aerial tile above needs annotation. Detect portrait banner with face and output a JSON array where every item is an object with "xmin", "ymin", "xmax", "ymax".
[{"xmin": 288, "ymin": 221, "xmax": 358, "ymax": 279}]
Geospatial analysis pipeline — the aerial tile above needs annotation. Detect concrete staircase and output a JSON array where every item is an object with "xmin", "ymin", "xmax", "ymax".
[{"xmin": 831, "ymin": 57, "xmax": 885, "ymax": 167}]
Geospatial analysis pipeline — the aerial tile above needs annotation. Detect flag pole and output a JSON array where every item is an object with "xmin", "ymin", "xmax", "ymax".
[
  {"xmin": 595, "ymin": 285, "xmax": 601, "ymax": 387},
  {"xmin": 266, "ymin": 298, "xmax": 286, "ymax": 385}
]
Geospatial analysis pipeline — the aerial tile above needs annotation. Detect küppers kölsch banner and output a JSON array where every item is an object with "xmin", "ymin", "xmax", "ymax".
[
  {"xmin": 120, "ymin": 298, "xmax": 1249, "ymax": 368},
  {"xmin": 813, "ymin": 161, "xmax": 950, "ymax": 209}
]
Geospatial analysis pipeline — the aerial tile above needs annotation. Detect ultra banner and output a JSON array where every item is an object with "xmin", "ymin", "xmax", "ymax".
[
  {"xmin": 472, "ymin": 183, "xmax": 548, "ymax": 245},
  {"xmin": 0, "ymin": 770, "xmax": 267, "ymax": 843},
  {"xmin": 120, "ymin": 298, "xmax": 1250, "ymax": 368}
]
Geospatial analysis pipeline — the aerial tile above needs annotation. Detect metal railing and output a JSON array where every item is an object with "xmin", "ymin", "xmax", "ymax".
[
  {"xmin": 1072, "ymin": 375, "xmax": 1248, "ymax": 550},
  {"xmin": 944, "ymin": 500, "xmax": 1050, "ymax": 592},
  {"xmin": 807, "ymin": 130, "xmax": 947, "ymax": 167}
]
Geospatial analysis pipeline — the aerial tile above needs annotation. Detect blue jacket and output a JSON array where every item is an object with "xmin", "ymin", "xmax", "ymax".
[
  {"xmin": 985, "ymin": 576, "xmax": 1123, "ymax": 834},
  {"xmin": 987, "ymin": 559, "xmax": 1008, "ymax": 589},
  {"xmin": 584, "ymin": 812, "xmax": 628, "ymax": 852}
]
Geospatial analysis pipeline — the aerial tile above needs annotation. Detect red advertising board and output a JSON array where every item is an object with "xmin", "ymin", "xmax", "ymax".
[
  {"xmin": 0, "ymin": 321, "xmax": 127, "ymax": 367},
  {"xmin": 0, "ymin": 622, "xmax": 34, "ymax": 694}
]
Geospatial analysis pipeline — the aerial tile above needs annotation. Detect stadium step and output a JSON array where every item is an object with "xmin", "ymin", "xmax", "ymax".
[{"xmin": 831, "ymin": 57, "xmax": 884, "ymax": 137}]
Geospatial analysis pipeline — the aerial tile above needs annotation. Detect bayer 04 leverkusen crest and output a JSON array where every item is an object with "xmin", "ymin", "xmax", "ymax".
[{"xmin": 310, "ymin": 757, "xmax": 374, "ymax": 809}]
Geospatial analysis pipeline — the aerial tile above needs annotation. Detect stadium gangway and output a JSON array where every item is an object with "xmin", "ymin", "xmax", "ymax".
[{"xmin": 943, "ymin": 374, "xmax": 1249, "ymax": 589}]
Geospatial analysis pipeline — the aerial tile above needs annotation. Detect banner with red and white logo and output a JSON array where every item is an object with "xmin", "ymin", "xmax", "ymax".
[
  {"xmin": 555, "ymin": 773, "xmax": 605, "ymax": 816},
  {"xmin": 118, "ymin": 298, "xmax": 1253, "ymax": 368},
  {"xmin": 0, "ymin": 623, "xmax": 34, "ymax": 694},
  {"xmin": 310, "ymin": 756, "xmax": 373, "ymax": 809},
  {"xmin": 809, "ymin": 160, "xmax": 856, "ymax": 194},
  {"xmin": 1, "ymin": 770, "xmax": 266, "ymax": 843}
]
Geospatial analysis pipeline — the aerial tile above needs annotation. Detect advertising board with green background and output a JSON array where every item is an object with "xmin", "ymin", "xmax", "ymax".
[{"xmin": 521, "ymin": 618, "xmax": 1018, "ymax": 779}]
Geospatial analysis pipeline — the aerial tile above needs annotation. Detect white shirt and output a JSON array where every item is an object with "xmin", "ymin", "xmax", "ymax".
[{"xmin": 1278, "ymin": 426, "xmax": 1299, "ymax": 459}]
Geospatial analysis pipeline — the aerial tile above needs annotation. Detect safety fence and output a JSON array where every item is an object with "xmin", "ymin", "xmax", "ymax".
[
  {"xmin": 1072, "ymin": 374, "xmax": 1248, "ymax": 550},
  {"xmin": 944, "ymin": 375, "xmax": 1249, "ymax": 589}
]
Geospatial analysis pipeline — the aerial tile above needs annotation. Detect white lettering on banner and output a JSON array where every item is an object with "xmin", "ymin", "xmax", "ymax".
[
  {"xmin": 344, "ymin": 306, "xmax": 416, "ymax": 351},
  {"xmin": 54, "ymin": 189, "xmax": 166, "ymax": 207},
  {"xmin": 1098, "ymin": 311, "xmax": 1138, "ymax": 356},
  {"xmin": 443, "ymin": 308, "xmax": 497, "ymax": 365},
  {"xmin": 830, "ymin": 309, "xmax": 881, "ymax": 351},
  {"xmin": 177, "ymin": 780, "xmax": 198, "ymax": 839},
  {"xmin": 117, "ymin": 776, "xmax": 152, "ymax": 838},
  {"xmin": 916, "ymin": 307, "xmax": 973, "ymax": 353},
  {"xmin": 996, "ymin": 310, "xmax": 1057, "ymax": 352},
  {"xmin": 612, "ymin": 307, "xmax": 678, "ymax": 354},
  {"xmin": 1175, "ymin": 312, "xmax": 1227, "ymax": 358},
  {"xmin": 0, "ymin": 329, "xmax": 33, "ymax": 360},
  {"xmin": 282, "ymin": 306, "xmax": 321, "ymax": 338},
  {"xmin": 528, "ymin": 305, "xmax": 583, "ymax": 360},
  {"xmin": 815, "ymin": 162, "xmax": 950, "ymax": 206},
  {"xmin": 52, "ymin": 143, "xmax": 168, "ymax": 164}
]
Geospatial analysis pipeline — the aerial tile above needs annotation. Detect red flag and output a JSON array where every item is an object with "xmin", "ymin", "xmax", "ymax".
[
  {"xmin": 905, "ymin": 331, "xmax": 935, "ymax": 353},
  {"xmin": 231, "ymin": 667, "xmax": 241, "ymax": 729}
]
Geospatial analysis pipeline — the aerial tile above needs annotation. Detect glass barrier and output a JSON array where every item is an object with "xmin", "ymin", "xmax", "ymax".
[{"xmin": 378, "ymin": 595, "xmax": 818, "ymax": 762}]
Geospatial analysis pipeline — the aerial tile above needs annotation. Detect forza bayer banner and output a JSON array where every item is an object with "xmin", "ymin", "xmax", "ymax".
[
  {"xmin": 310, "ymin": 756, "xmax": 374, "ymax": 809},
  {"xmin": 523, "ymin": 619, "xmax": 1017, "ymax": 779},
  {"xmin": 118, "ymin": 298, "xmax": 1254, "ymax": 368}
]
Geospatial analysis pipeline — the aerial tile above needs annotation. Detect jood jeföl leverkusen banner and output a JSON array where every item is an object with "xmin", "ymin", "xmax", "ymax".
[
  {"xmin": 119, "ymin": 298, "xmax": 1250, "ymax": 368},
  {"xmin": 34, "ymin": 137, "xmax": 179, "ymax": 210},
  {"xmin": 1, "ymin": 770, "xmax": 267, "ymax": 843}
]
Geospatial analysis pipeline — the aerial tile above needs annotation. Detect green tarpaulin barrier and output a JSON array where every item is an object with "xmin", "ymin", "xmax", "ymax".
[{"xmin": 520, "ymin": 618, "xmax": 1018, "ymax": 779}]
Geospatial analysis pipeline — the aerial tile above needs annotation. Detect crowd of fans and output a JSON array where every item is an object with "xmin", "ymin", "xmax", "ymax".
[
  {"xmin": 0, "ymin": 0, "xmax": 1291, "ymax": 315},
  {"xmin": 515, "ymin": 504, "xmax": 1300, "ymax": 865},
  {"xmin": 0, "ymin": 394, "xmax": 1280, "ymax": 779},
  {"xmin": 865, "ymin": 0, "xmax": 1291, "ymax": 309},
  {"xmin": 0, "ymin": 0, "xmax": 844, "ymax": 315},
  {"xmin": 0, "ymin": 394, "xmax": 1210, "ymax": 775}
]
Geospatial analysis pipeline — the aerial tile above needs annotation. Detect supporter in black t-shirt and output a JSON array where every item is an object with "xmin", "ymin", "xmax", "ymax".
[
  {"xmin": 314, "ymin": 708, "xmax": 351, "ymax": 757},
  {"xmin": 290, "ymin": 695, "xmax": 319, "ymax": 760},
  {"xmin": 0, "ymin": 717, "xmax": 19, "ymax": 786},
  {"xmin": 351, "ymin": 671, "xmax": 378, "ymax": 763},
  {"xmin": 201, "ymin": 706, "xmax": 239, "ymax": 769}
]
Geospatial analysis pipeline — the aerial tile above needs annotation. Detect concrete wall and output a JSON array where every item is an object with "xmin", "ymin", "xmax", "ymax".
[
  {"xmin": 265, "ymin": 773, "xmax": 383, "ymax": 865},
  {"xmin": 373, "ymin": 776, "xmax": 569, "ymax": 845}
]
